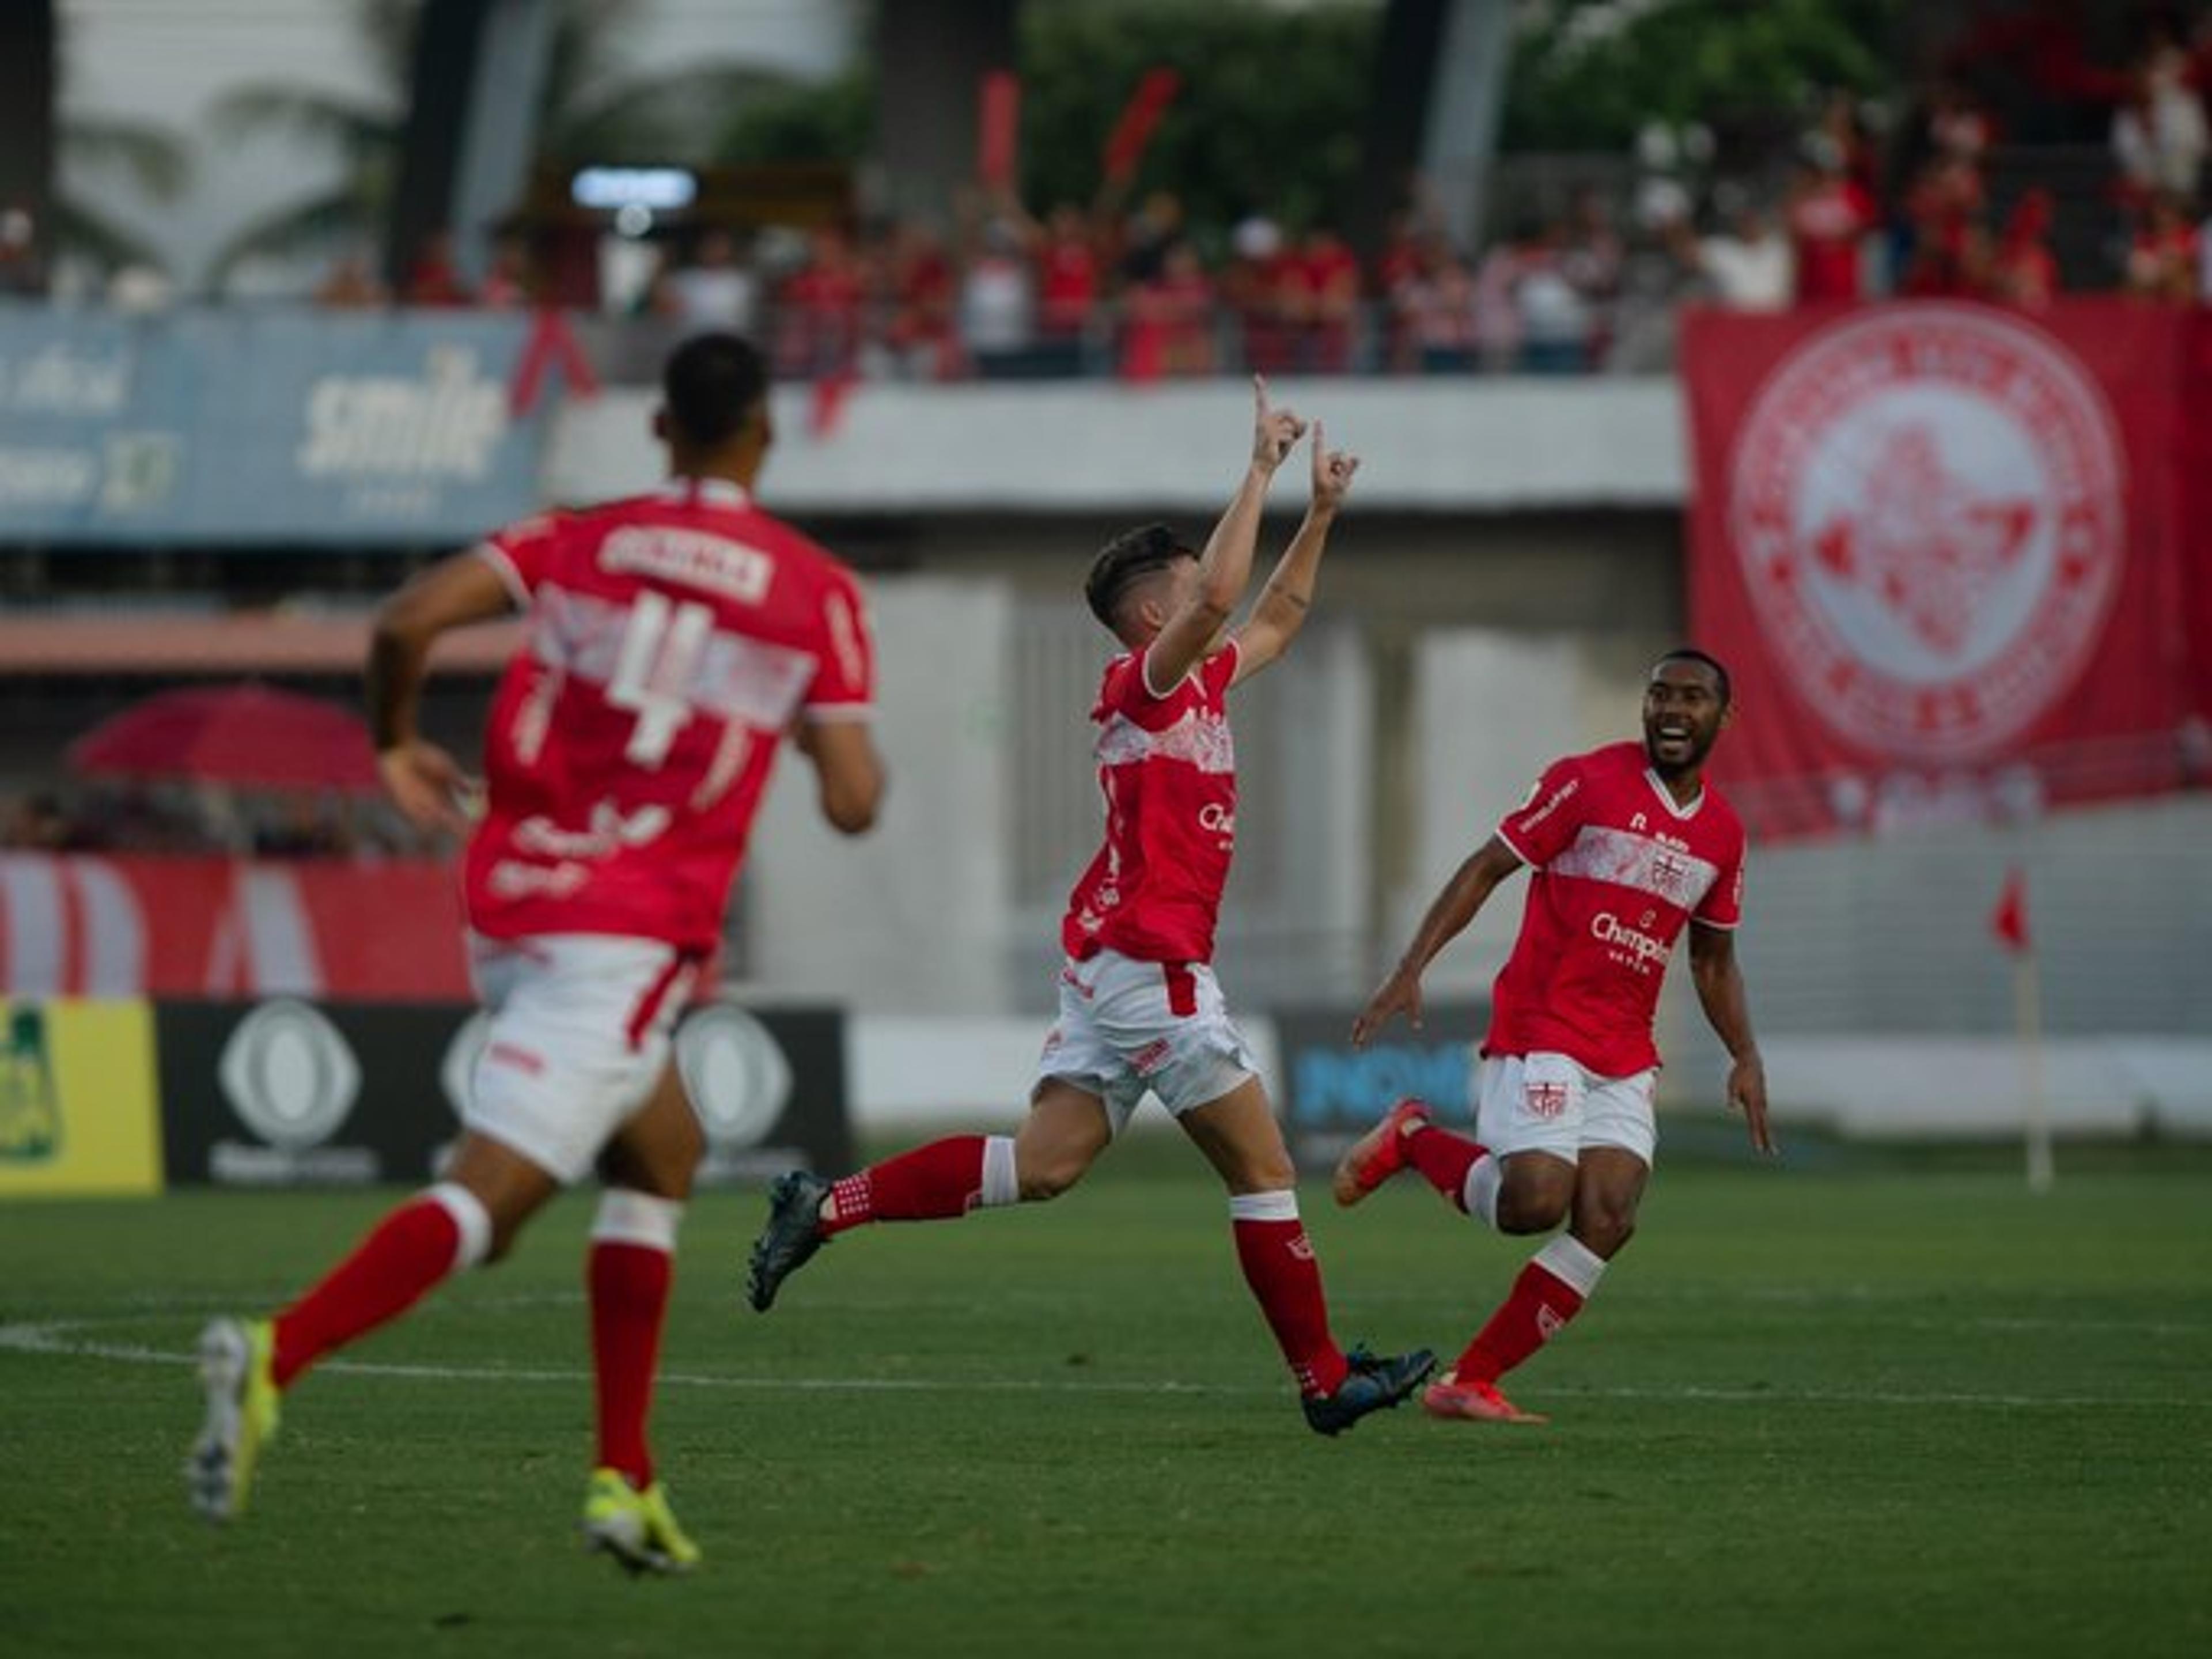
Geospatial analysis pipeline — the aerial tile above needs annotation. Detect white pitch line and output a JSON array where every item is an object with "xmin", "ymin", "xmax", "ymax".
[{"xmin": 2, "ymin": 1317, "xmax": 2206, "ymax": 1412}]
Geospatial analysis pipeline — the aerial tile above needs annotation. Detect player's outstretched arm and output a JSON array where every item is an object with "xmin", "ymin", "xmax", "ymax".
[
  {"xmin": 1351, "ymin": 836, "xmax": 1525, "ymax": 1046},
  {"xmin": 1232, "ymin": 419, "xmax": 1359, "ymax": 687},
  {"xmin": 1689, "ymin": 922, "xmax": 1775, "ymax": 1156},
  {"xmin": 791, "ymin": 716, "xmax": 884, "ymax": 835},
  {"xmin": 1144, "ymin": 375, "xmax": 1304, "ymax": 695},
  {"xmin": 368, "ymin": 551, "xmax": 511, "ymax": 835}
]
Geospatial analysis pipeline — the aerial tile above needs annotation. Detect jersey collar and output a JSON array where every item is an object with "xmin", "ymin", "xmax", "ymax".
[
  {"xmin": 1643, "ymin": 766, "xmax": 1705, "ymax": 820},
  {"xmin": 658, "ymin": 477, "xmax": 751, "ymax": 509}
]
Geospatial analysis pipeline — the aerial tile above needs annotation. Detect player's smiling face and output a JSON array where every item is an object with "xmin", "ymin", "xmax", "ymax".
[{"xmin": 1642, "ymin": 660, "xmax": 1728, "ymax": 778}]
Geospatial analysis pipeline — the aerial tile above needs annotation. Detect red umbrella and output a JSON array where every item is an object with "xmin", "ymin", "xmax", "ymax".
[{"xmin": 66, "ymin": 683, "xmax": 382, "ymax": 794}]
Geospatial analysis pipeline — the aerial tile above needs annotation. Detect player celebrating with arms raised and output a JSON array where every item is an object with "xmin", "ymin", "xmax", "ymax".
[
  {"xmin": 747, "ymin": 379, "xmax": 1434, "ymax": 1435},
  {"xmin": 188, "ymin": 333, "xmax": 885, "ymax": 1571},
  {"xmin": 1339, "ymin": 650, "xmax": 1771, "ymax": 1425}
]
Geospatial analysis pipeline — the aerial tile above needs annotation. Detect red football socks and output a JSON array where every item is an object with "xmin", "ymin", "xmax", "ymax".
[
  {"xmin": 1231, "ymin": 1203, "xmax": 1351, "ymax": 1399},
  {"xmin": 1403, "ymin": 1123, "xmax": 1488, "ymax": 1211},
  {"xmin": 824, "ymin": 1135, "xmax": 987, "ymax": 1234},
  {"xmin": 1456, "ymin": 1251, "xmax": 1594, "ymax": 1384},
  {"xmin": 589, "ymin": 1241, "xmax": 673, "ymax": 1490},
  {"xmin": 271, "ymin": 1195, "xmax": 464, "ymax": 1388}
]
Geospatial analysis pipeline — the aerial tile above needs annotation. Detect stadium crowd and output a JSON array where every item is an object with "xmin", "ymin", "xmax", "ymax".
[
  {"xmin": 13, "ymin": 13, "xmax": 2212, "ymax": 381},
  {"xmin": 315, "ymin": 73, "xmax": 2212, "ymax": 385}
]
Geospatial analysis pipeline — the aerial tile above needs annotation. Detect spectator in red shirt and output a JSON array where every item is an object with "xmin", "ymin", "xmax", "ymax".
[
  {"xmin": 880, "ymin": 219, "xmax": 959, "ymax": 380},
  {"xmin": 1286, "ymin": 226, "xmax": 1362, "ymax": 373},
  {"xmin": 778, "ymin": 226, "xmax": 866, "ymax": 379},
  {"xmin": 1120, "ymin": 238, "xmax": 1217, "ymax": 381},
  {"xmin": 1987, "ymin": 187, "xmax": 2061, "ymax": 309},
  {"xmin": 1036, "ymin": 204, "xmax": 1101, "ymax": 339},
  {"xmin": 1899, "ymin": 155, "xmax": 1988, "ymax": 298},
  {"xmin": 1222, "ymin": 216, "xmax": 1295, "ymax": 376},
  {"xmin": 403, "ymin": 229, "xmax": 473, "ymax": 308},
  {"xmin": 475, "ymin": 232, "xmax": 540, "ymax": 310},
  {"xmin": 1392, "ymin": 240, "xmax": 1479, "ymax": 374},
  {"xmin": 2126, "ymin": 188, "xmax": 2200, "ymax": 301},
  {"xmin": 1786, "ymin": 148, "xmax": 1876, "ymax": 303}
]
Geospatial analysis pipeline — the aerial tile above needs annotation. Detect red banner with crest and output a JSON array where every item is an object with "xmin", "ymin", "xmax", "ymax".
[{"xmin": 1682, "ymin": 300, "xmax": 2211, "ymax": 839}]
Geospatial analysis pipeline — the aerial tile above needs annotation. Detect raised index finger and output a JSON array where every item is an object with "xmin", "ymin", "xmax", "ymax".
[{"xmin": 1252, "ymin": 373, "xmax": 1271, "ymax": 420}]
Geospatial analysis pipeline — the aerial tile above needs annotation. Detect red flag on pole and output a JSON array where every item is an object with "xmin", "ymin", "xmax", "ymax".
[
  {"xmin": 1990, "ymin": 866, "xmax": 2032, "ymax": 954},
  {"xmin": 509, "ymin": 307, "xmax": 600, "ymax": 417},
  {"xmin": 1103, "ymin": 69, "xmax": 1181, "ymax": 184},
  {"xmin": 978, "ymin": 70, "xmax": 1021, "ymax": 191}
]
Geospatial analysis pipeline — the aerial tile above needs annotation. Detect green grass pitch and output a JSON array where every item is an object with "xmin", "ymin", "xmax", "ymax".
[{"xmin": 3, "ymin": 1147, "xmax": 2209, "ymax": 1659}]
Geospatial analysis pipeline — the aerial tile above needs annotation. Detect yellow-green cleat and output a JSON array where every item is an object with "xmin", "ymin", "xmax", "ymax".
[
  {"xmin": 187, "ymin": 1317, "xmax": 280, "ymax": 1522},
  {"xmin": 582, "ymin": 1468, "xmax": 701, "ymax": 1575}
]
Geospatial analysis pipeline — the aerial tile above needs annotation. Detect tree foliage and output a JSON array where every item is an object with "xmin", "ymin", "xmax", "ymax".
[
  {"xmin": 209, "ymin": 0, "xmax": 810, "ymax": 281},
  {"xmin": 707, "ymin": 1, "xmax": 1378, "ymax": 236},
  {"xmin": 1500, "ymin": 0, "xmax": 1903, "ymax": 154},
  {"xmin": 1014, "ymin": 2, "xmax": 1376, "ymax": 232}
]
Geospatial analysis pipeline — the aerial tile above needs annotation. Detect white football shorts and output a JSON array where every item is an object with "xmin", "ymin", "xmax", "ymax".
[
  {"xmin": 1035, "ymin": 948, "xmax": 1259, "ymax": 1134},
  {"xmin": 1474, "ymin": 1050, "xmax": 1658, "ymax": 1168},
  {"xmin": 465, "ymin": 933, "xmax": 698, "ymax": 1185}
]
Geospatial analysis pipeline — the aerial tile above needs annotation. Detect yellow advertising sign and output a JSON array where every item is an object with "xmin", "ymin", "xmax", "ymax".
[{"xmin": 0, "ymin": 1000, "xmax": 163, "ymax": 1198}]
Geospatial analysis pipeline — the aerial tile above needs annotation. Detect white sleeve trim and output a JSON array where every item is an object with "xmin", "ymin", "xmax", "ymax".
[
  {"xmin": 1493, "ymin": 823, "xmax": 1540, "ymax": 868},
  {"xmin": 1690, "ymin": 914, "xmax": 1741, "ymax": 932},
  {"xmin": 1139, "ymin": 643, "xmax": 1191, "ymax": 701},
  {"xmin": 472, "ymin": 541, "xmax": 531, "ymax": 611},
  {"xmin": 798, "ymin": 702, "xmax": 876, "ymax": 722}
]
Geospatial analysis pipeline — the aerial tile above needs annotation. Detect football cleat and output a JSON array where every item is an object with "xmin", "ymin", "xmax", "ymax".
[
  {"xmin": 1331, "ymin": 1097, "xmax": 1433, "ymax": 1206},
  {"xmin": 1422, "ymin": 1375, "xmax": 1548, "ymax": 1426},
  {"xmin": 1302, "ymin": 1344, "xmax": 1437, "ymax": 1437},
  {"xmin": 745, "ymin": 1169, "xmax": 834, "ymax": 1312},
  {"xmin": 582, "ymin": 1468, "xmax": 701, "ymax": 1575},
  {"xmin": 187, "ymin": 1316, "xmax": 281, "ymax": 1522}
]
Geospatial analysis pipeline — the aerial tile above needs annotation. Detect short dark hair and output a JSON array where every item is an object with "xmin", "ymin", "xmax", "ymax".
[
  {"xmin": 1085, "ymin": 522, "xmax": 1194, "ymax": 631},
  {"xmin": 1653, "ymin": 646, "xmax": 1732, "ymax": 707},
  {"xmin": 662, "ymin": 331, "xmax": 768, "ymax": 448}
]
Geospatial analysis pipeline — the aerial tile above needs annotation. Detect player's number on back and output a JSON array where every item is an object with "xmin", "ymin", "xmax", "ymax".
[{"xmin": 608, "ymin": 591, "xmax": 713, "ymax": 767}]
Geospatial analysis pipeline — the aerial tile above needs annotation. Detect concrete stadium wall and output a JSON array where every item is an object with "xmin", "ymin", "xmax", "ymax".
[{"xmin": 547, "ymin": 378, "xmax": 1688, "ymax": 516}]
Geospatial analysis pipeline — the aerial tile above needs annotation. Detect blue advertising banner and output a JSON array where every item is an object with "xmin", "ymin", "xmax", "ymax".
[{"xmin": 0, "ymin": 305, "xmax": 552, "ymax": 545}]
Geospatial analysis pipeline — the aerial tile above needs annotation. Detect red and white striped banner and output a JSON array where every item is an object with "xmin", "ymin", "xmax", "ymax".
[{"xmin": 0, "ymin": 854, "xmax": 472, "ymax": 1000}]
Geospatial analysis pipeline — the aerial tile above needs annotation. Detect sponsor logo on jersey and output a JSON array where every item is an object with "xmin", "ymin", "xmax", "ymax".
[
  {"xmin": 1729, "ymin": 305, "xmax": 2126, "ymax": 762},
  {"xmin": 512, "ymin": 800, "xmax": 673, "ymax": 862},
  {"xmin": 1590, "ymin": 911, "xmax": 1672, "ymax": 975},
  {"xmin": 1513, "ymin": 774, "xmax": 1581, "ymax": 834},
  {"xmin": 1198, "ymin": 801, "xmax": 1237, "ymax": 837}
]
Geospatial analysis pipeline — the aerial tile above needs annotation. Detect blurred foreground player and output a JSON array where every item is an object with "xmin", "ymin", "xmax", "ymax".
[
  {"xmin": 187, "ymin": 334, "xmax": 884, "ymax": 1571},
  {"xmin": 747, "ymin": 380, "xmax": 1434, "ymax": 1434},
  {"xmin": 1340, "ymin": 651, "xmax": 1771, "ymax": 1424}
]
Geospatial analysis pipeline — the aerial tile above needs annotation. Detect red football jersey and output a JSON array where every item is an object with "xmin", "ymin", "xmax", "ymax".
[
  {"xmin": 1485, "ymin": 741, "xmax": 1745, "ymax": 1077},
  {"xmin": 464, "ymin": 478, "xmax": 874, "ymax": 953},
  {"xmin": 1061, "ymin": 642, "xmax": 1240, "ymax": 965}
]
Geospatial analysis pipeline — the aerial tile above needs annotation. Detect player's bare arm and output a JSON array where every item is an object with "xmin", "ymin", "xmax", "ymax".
[
  {"xmin": 1351, "ymin": 835, "xmax": 1527, "ymax": 1046},
  {"xmin": 791, "ymin": 715, "xmax": 884, "ymax": 835},
  {"xmin": 1144, "ymin": 375, "xmax": 1304, "ymax": 695},
  {"xmin": 367, "ymin": 551, "xmax": 513, "ymax": 835},
  {"xmin": 1232, "ymin": 419, "xmax": 1361, "ymax": 687},
  {"xmin": 1688, "ymin": 922, "xmax": 1774, "ymax": 1156}
]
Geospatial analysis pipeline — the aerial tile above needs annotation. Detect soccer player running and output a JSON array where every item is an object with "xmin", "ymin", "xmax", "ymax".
[
  {"xmin": 187, "ymin": 333, "xmax": 885, "ymax": 1571},
  {"xmin": 1337, "ymin": 650, "xmax": 1772, "ymax": 1425},
  {"xmin": 746, "ymin": 379, "xmax": 1434, "ymax": 1434}
]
